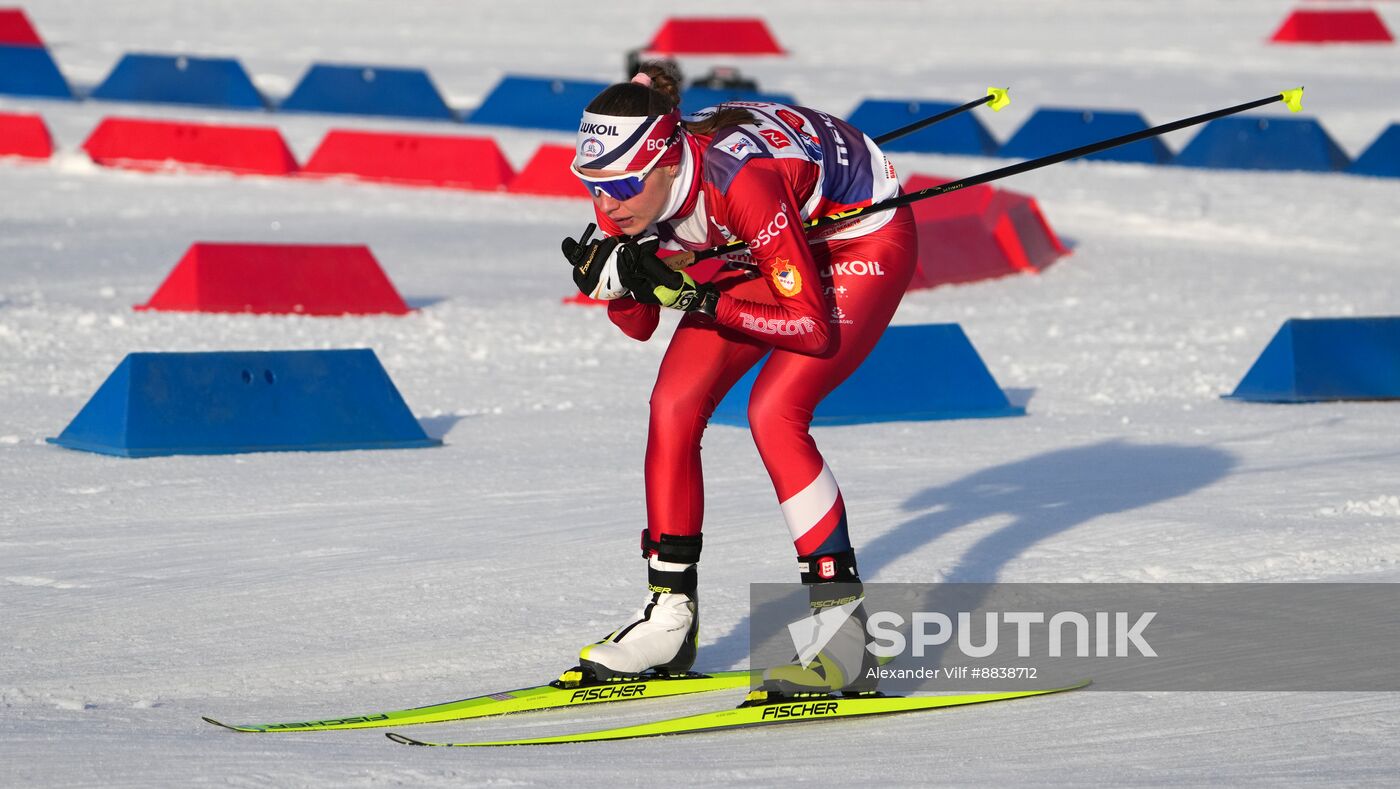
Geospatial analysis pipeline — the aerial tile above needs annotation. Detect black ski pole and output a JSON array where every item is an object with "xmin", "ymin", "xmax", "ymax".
[
  {"xmin": 685, "ymin": 88, "xmax": 1304, "ymax": 266},
  {"xmin": 872, "ymin": 87, "xmax": 1010, "ymax": 145}
]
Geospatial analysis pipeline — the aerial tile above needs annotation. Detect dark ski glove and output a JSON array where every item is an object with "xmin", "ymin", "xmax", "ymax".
[
  {"xmin": 618, "ymin": 244, "xmax": 720, "ymax": 317},
  {"xmin": 562, "ymin": 223, "xmax": 649, "ymax": 301}
]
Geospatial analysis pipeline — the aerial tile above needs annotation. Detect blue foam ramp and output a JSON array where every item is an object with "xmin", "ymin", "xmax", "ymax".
[
  {"xmin": 711, "ymin": 324, "xmax": 1024, "ymax": 427},
  {"xmin": 1174, "ymin": 115, "xmax": 1349, "ymax": 172},
  {"xmin": 1226, "ymin": 318, "xmax": 1400, "ymax": 403},
  {"xmin": 1348, "ymin": 124, "xmax": 1400, "ymax": 178},
  {"xmin": 845, "ymin": 98, "xmax": 998, "ymax": 156},
  {"xmin": 1000, "ymin": 107, "xmax": 1170, "ymax": 164},
  {"xmin": 90, "ymin": 53, "xmax": 266, "ymax": 109},
  {"xmin": 48, "ymin": 350, "xmax": 441, "ymax": 457},
  {"xmin": 680, "ymin": 87, "xmax": 795, "ymax": 116},
  {"xmin": 466, "ymin": 75, "xmax": 609, "ymax": 131},
  {"xmin": 280, "ymin": 63, "xmax": 455, "ymax": 120},
  {"xmin": 0, "ymin": 44, "xmax": 73, "ymax": 99}
]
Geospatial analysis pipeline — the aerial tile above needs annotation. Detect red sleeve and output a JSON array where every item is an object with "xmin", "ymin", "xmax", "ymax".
[
  {"xmin": 709, "ymin": 160, "xmax": 830, "ymax": 354},
  {"xmin": 607, "ymin": 297, "xmax": 660, "ymax": 341}
]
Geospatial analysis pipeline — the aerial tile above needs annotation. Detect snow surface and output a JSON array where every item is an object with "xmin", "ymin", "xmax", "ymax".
[{"xmin": 3, "ymin": 1, "xmax": 1399, "ymax": 786}]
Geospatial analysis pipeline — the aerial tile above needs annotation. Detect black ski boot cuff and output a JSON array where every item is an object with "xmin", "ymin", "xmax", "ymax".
[
  {"xmin": 796, "ymin": 548, "xmax": 860, "ymax": 585},
  {"xmin": 640, "ymin": 531, "xmax": 703, "ymax": 564}
]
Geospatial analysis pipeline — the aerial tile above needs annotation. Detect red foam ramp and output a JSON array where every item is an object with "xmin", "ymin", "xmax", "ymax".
[
  {"xmin": 561, "ymin": 292, "xmax": 604, "ymax": 306},
  {"xmin": 646, "ymin": 17, "xmax": 784, "ymax": 55},
  {"xmin": 510, "ymin": 143, "xmax": 585, "ymax": 198},
  {"xmin": 989, "ymin": 191, "xmax": 1070, "ymax": 273},
  {"xmin": 82, "ymin": 117, "xmax": 298, "ymax": 176},
  {"xmin": 903, "ymin": 174, "xmax": 1069, "ymax": 290},
  {"xmin": 303, "ymin": 129, "xmax": 514, "ymax": 190},
  {"xmin": 1270, "ymin": 9, "xmax": 1393, "ymax": 43},
  {"xmin": 136, "ymin": 243, "xmax": 411, "ymax": 315},
  {"xmin": 0, "ymin": 111, "xmax": 52, "ymax": 159},
  {"xmin": 0, "ymin": 8, "xmax": 43, "ymax": 46}
]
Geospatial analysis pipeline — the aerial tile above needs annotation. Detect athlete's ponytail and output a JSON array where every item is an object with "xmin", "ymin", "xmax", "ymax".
[
  {"xmin": 586, "ymin": 60, "xmax": 679, "ymax": 116},
  {"xmin": 636, "ymin": 61, "xmax": 683, "ymax": 111}
]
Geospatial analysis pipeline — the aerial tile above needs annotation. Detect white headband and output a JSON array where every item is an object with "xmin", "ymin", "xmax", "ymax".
[{"xmin": 573, "ymin": 110, "xmax": 682, "ymax": 172}]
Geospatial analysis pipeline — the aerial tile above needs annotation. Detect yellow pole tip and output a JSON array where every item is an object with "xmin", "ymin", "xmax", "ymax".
[
  {"xmin": 1280, "ymin": 87, "xmax": 1304, "ymax": 113},
  {"xmin": 987, "ymin": 87, "xmax": 1011, "ymax": 112}
]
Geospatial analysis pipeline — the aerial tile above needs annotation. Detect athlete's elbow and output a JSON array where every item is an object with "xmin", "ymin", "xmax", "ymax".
[
  {"xmin": 795, "ymin": 319, "xmax": 830, "ymax": 354},
  {"xmin": 608, "ymin": 300, "xmax": 660, "ymax": 341},
  {"xmin": 617, "ymin": 323, "xmax": 656, "ymax": 342}
]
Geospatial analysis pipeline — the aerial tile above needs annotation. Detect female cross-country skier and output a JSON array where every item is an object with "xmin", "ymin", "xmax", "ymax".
[{"xmin": 561, "ymin": 62, "xmax": 917, "ymax": 693}]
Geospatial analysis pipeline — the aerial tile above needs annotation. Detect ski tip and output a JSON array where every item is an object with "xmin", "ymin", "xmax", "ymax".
[
  {"xmin": 1280, "ymin": 87, "xmax": 1304, "ymax": 113},
  {"xmin": 201, "ymin": 717, "xmax": 249, "ymax": 732},
  {"xmin": 987, "ymin": 87, "xmax": 1011, "ymax": 112},
  {"xmin": 386, "ymin": 732, "xmax": 430, "ymax": 746}
]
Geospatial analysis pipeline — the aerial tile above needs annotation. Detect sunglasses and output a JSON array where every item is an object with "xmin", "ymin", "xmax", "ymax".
[{"xmin": 573, "ymin": 131, "xmax": 678, "ymax": 201}]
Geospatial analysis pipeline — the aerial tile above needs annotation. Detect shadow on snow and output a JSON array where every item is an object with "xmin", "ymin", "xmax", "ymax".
[{"xmin": 703, "ymin": 438, "xmax": 1238, "ymax": 667}]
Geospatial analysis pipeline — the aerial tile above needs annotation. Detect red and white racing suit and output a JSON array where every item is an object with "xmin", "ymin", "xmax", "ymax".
[{"xmin": 594, "ymin": 102, "xmax": 918, "ymax": 559}]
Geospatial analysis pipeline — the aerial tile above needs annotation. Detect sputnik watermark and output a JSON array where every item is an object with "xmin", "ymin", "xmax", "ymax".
[
  {"xmin": 756, "ymin": 583, "xmax": 1400, "ymax": 692},
  {"xmin": 789, "ymin": 606, "xmax": 1157, "ymax": 664},
  {"xmin": 867, "ymin": 611, "xmax": 1157, "ymax": 658}
]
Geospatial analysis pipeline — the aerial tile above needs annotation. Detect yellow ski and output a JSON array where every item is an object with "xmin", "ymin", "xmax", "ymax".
[
  {"xmin": 385, "ymin": 680, "xmax": 1090, "ymax": 746},
  {"xmin": 203, "ymin": 669, "xmax": 753, "ymax": 733}
]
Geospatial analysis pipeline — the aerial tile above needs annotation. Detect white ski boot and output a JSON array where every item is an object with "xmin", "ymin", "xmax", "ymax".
[{"xmin": 575, "ymin": 533, "xmax": 701, "ymax": 682}]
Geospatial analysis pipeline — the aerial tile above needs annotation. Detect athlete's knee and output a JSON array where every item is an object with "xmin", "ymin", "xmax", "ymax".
[
  {"xmin": 747, "ymin": 386, "xmax": 814, "ymax": 446},
  {"xmin": 649, "ymin": 379, "xmax": 716, "ymax": 434}
]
